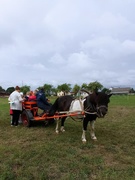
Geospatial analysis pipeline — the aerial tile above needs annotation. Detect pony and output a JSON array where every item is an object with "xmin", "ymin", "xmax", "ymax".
[{"xmin": 48, "ymin": 90, "xmax": 112, "ymax": 143}]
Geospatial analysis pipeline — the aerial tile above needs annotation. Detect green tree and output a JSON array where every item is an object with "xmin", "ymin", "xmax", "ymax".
[
  {"xmin": 72, "ymin": 84, "xmax": 81, "ymax": 95},
  {"xmin": 129, "ymin": 88, "xmax": 135, "ymax": 93},
  {"xmin": 21, "ymin": 85, "xmax": 30, "ymax": 95},
  {"xmin": 57, "ymin": 83, "xmax": 71, "ymax": 93},
  {"xmin": 0, "ymin": 86, "xmax": 5, "ymax": 92},
  {"xmin": 6, "ymin": 87, "xmax": 15, "ymax": 94},
  {"xmin": 43, "ymin": 84, "xmax": 54, "ymax": 96},
  {"xmin": 51, "ymin": 87, "xmax": 57, "ymax": 96},
  {"xmin": 81, "ymin": 83, "xmax": 88, "ymax": 90},
  {"xmin": 102, "ymin": 87, "xmax": 111, "ymax": 93},
  {"xmin": 87, "ymin": 81, "xmax": 103, "ymax": 92}
]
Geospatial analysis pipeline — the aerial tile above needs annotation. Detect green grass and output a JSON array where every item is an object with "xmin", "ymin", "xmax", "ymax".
[
  {"xmin": 109, "ymin": 95, "xmax": 135, "ymax": 107},
  {"xmin": 0, "ymin": 95, "xmax": 135, "ymax": 180}
]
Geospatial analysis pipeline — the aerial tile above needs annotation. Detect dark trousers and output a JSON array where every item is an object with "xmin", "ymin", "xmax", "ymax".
[
  {"xmin": 12, "ymin": 110, "xmax": 21, "ymax": 126},
  {"xmin": 37, "ymin": 102, "xmax": 52, "ymax": 112}
]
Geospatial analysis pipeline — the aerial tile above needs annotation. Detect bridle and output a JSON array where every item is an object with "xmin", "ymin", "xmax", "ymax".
[
  {"xmin": 84, "ymin": 104, "xmax": 108, "ymax": 116},
  {"xmin": 78, "ymin": 89, "xmax": 109, "ymax": 116},
  {"xmin": 97, "ymin": 105, "xmax": 108, "ymax": 111},
  {"xmin": 96, "ymin": 105, "xmax": 108, "ymax": 117}
]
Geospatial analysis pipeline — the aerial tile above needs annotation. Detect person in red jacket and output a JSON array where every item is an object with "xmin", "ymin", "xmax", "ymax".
[{"xmin": 28, "ymin": 90, "xmax": 37, "ymax": 101}]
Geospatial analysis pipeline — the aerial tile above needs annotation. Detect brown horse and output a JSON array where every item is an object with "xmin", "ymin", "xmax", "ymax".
[{"xmin": 49, "ymin": 90, "xmax": 112, "ymax": 142}]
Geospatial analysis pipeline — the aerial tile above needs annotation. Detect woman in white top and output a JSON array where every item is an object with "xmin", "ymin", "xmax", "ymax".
[{"xmin": 8, "ymin": 86, "xmax": 24, "ymax": 126}]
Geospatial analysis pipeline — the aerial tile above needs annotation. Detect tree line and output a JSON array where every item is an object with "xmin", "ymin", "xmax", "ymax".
[{"xmin": 0, "ymin": 81, "xmax": 113, "ymax": 96}]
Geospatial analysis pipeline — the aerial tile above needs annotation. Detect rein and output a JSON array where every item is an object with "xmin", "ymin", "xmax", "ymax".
[
  {"xmin": 70, "ymin": 115, "xmax": 84, "ymax": 122},
  {"xmin": 84, "ymin": 102, "xmax": 97, "ymax": 115},
  {"xmin": 84, "ymin": 111, "xmax": 97, "ymax": 115}
]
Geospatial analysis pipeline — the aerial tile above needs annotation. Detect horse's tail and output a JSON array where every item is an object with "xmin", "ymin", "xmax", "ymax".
[{"xmin": 48, "ymin": 98, "xmax": 59, "ymax": 116}]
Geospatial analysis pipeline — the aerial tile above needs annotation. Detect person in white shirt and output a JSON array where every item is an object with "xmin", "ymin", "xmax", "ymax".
[{"xmin": 8, "ymin": 86, "xmax": 24, "ymax": 126}]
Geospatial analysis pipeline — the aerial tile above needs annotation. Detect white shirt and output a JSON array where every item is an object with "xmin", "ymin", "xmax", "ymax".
[{"xmin": 8, "ymin": 90, "xmax": 23, "ymax": 111}]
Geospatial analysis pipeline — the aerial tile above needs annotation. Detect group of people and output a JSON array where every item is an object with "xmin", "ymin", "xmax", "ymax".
[{"xmin": 8, "ymin": 86, "xmax": 52, "ymax": 126}]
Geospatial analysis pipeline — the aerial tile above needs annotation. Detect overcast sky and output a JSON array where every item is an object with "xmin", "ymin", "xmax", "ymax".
[{"xmin": 0, "ymin": 0, "xmax": 135, "ymax": 90}]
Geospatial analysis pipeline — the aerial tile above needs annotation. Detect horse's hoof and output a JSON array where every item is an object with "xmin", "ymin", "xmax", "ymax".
[
  {"xmin": 60, "ymin": 127, "xmax": 65, "ymax": 132},
  {"xmin": 82, "ymin": 138, "xmax": 86, "ymax": 143},
  {"xmin": 91, "ymin": 136, "xmax": 97, "ymax": 141},
  {"xmin": 61, "ymin": 129, "xmax": 65, "ymax": 132},
  {"xmin": 56, "ymin": 130, "xmax": 59, "ymax": 134}
]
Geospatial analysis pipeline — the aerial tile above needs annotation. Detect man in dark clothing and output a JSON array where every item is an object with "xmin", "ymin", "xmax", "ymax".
[
  {"xmin": 36, "ymin": 88, "xmax": 55, "ymax": 125},
  {"xmin": 36, "ymin": 88, "xmax": 52, "ymax": 112}
]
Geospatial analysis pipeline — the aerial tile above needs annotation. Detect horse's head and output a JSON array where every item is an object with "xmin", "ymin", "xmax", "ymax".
[
  {"xmin": 83, "ymin": 91, "xmax": 112, "ymax": 118},
  {"xmin": 80, "ymin": 89, "xmax": 112, "ymax": 117},
  {"xmin": 94, "ymin": 92, "xmax": 112, "ymax": 118}
]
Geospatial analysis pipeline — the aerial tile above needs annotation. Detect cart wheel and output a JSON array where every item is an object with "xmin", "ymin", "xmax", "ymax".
[{"xmin": 21, "ymin": 110, "xmax": 33, "ymax": 127}]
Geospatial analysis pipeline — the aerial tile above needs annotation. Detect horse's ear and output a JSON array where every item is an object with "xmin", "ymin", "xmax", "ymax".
[{"xmin": 108, "ymin": 93, "xmax": 112, "ymax": 98}]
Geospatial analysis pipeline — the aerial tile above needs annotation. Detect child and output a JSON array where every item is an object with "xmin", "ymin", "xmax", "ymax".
[{"xmin": 9, "ymin": 109, "xmax": 13, "ymax": 125}]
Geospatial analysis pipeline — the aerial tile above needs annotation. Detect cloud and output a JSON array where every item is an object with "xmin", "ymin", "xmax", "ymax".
[{"xmin": 0, "ymin": 0, "xmax": 135, "ymax": 90}]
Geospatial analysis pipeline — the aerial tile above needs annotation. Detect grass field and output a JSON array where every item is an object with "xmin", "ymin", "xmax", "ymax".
[{"xmin": 0, "ymin": 95, "xmax": 135, "ymax": 180}]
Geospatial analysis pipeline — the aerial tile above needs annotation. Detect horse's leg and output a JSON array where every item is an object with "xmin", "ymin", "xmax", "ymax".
[
  {"xmin": 82, "ymin": 118, "xmax": 89, "ymax": 143},
  {"xmin": 55, "ymin": 118, "xmax": 60, "ymax": 134},
  {"xmin": 60, "ymin": 117, "xmax": 66, "ymax": 132},
  {"xmin": 90, "ymin": 120, "xmax": 97, "ymax": 140},
  {"xmin": 82, "ymin": 130, "xmax": 86, "ymax": 143}
]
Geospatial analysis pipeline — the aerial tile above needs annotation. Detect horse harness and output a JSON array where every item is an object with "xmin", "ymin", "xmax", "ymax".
[{"xmin": 83, "ymin": 96, "xmax": 108, "ymax": 116}]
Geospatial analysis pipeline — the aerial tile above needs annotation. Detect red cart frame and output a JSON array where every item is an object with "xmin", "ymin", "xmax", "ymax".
[{"xmin": 21, "ymin": 101, "xmax": 84, "ymax": 127}]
